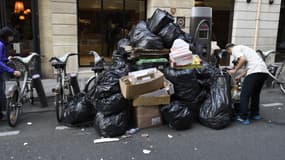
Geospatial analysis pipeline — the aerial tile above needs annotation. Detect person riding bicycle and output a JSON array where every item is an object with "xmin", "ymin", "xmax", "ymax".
[
  {"xmin": 0, "ymin": 27, "xmax": 21, "ymax": 120},
  {"xmin": 226, "ymin": 43, "xmax": 268, "ymax": 125}
]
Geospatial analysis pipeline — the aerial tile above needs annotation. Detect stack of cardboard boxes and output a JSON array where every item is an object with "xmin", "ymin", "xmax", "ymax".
[
  {"xmin": 119, "ymin": 68, "xmax": 174, "ymax": 128},
  {"xmin": 170, "ymin": 39, "xmax": 202, "ymax": 69}
]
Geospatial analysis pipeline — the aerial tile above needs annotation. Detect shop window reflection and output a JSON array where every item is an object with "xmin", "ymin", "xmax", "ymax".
[
  {"xmin": 78, "ymin": 0, "xmax": 146, "ymax": 67},
  {"xmin": 6, "ymin": 0, "xmax": 33, "ymax": 56}
]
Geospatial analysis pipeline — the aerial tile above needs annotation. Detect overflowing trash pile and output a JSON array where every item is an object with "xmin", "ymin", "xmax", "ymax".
[{"xmin": 61, "ymin": 8, "xmax": 233, "ymax": 137}]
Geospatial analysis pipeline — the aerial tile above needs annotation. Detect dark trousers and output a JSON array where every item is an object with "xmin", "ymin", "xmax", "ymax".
[
  {"xmin": 0, "ymin": 76, "xmax": 6, "ymax": 112},
  {"xmin": 239, "ymin": 73, "xmax": 268, "ymax": 119}
]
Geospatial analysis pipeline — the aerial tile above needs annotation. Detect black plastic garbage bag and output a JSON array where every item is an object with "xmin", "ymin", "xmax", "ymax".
[
  {"xmin": 147, "ymin": 8, "xmax": 174, "ymax": 34},
  {"xmin": 135, "ymin": 36, "xmax": 164, "ymax": 49},
  {"xmin": 160, "ymin": 101, "xmax": 192, "ymax": 130},
  {"xmin": 129, "ymin": 21, "xmax": 164, "ymax": 49},
  {"xmin": 196, "ymin": 63, "xmax": 220, "ymax": 88},
  {"xmin": 96, "ymin": 93, "xmax": 129, "ymax": 116},
  {"xmin": 164, "ymin": 67, "xmax": 202, "ymax": 102},
  {"xmin": 95, "ymin": 111, "xmax": 128, "ymax": 137},
  {"xmin": 117, "ymin": 38, "xmax": 131, "ymax": 50},
  {"xmin": 199, "ymin": 75, "xmax": 233, "ymax": 129},
  {"xmin": 177, "ymin": 33, "xmax": 193, "ymax": 44},
  {"xmin": 63, "ymin": 93, "xmax": 95, "ymax": 125},
  {"xmin": 112, "ymin": 48, "xmax": 129, "ymax": 63},
  {"xmin": 94, "ymin": 70, "xmax": 123, "ymax": 99},
  {"xmin": 158, "ymin": 23, "xmax": 183, "ymax": 48}
]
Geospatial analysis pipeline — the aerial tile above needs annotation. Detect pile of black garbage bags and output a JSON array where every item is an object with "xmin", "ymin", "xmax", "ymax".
[
  {"xmin": 127, "ymin": 8, "xmax": 192, "ymax": 50},
  {"xmin": 60, "ymin": 8, "xmax": 234, "ymax": 137},
  {"xmin": 162, "ymin": 64, "xmax": 233, "ymax": 130}
]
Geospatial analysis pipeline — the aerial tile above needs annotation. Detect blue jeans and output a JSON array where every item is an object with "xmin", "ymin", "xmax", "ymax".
[
  {"xmin": 0, "ymin": 75, "xmax": 6, "ymax": 112},
  {"xmin": 239, "ymin": 73, "xmax": 268, "ymax": 119}
]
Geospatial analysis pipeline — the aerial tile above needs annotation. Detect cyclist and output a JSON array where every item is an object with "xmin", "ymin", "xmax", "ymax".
[
  {"xmin": 226, "ymin": 43, "xmax": 269, "ymax": 125},
  {"xmin": 0, "ymin": 27, "xmax": 21, "ymax": 120}
]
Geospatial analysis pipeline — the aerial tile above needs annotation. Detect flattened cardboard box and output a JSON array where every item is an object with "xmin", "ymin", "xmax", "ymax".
[
  {"xmin": 133, "ymin": 89, "xmax": 170, "ymax": 106},
  {"xmin": 135, "ymin": 106, "xmax": 162, "ymax": 129},
  {"xmin": 119, "ymin": 70, "xmax": 164, "ymax": 99},
  {"xmin": 133, "ymin": 79, "xmax": 173, "ymax": 106}
]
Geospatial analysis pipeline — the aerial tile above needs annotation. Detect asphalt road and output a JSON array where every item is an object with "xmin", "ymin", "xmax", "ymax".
[{"xmin": 0, "ymin": 88, "xmax": 285, "ymax": 160}]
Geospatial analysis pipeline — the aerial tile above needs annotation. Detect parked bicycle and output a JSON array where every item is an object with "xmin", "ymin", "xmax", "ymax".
[
  {"xmin": 6, "ymin": 52, "xmax": 47, "ymax": 127},
  {"xmin": 256, "ymin": 50, "xmax": 285, "ymax": 94},
  {"xmin": 83, "ymin": 51, "xmax": 105, "ymax": 94},
  {"xmin": 49, "ymin": 52, "xmax": 80, "ymax": 122}
]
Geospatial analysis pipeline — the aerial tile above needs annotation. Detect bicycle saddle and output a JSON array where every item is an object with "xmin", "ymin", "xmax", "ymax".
[{"xmin": 13, "ymin": 52, "xmax": 39, "ymax": 65}]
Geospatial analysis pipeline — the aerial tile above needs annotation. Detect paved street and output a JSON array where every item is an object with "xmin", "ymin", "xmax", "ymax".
[{"xmin": 0, "ymin": 88, "xmax": 285, "ymax": 160}]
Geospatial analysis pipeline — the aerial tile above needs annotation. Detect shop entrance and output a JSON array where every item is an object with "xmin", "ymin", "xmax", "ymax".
[{"xmin": 78, "ymin": 0, "xmax": 146, "ymax": 66}]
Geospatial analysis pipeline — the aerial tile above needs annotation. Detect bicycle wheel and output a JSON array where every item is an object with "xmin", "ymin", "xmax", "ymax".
[
  {"xmin": 7, "ymin": 90, "xmax": 20, "ymax": 127},
  {"xmin": 83, "ymin": 75, "xmax": 96, "ymax": 93},
  {"xmin": 277, "ymin": 63, "xmax": 285, "ymax": 94},
  {"xmin": 55, "ymin": 93, "xmax": 64, "ymax": 122}
]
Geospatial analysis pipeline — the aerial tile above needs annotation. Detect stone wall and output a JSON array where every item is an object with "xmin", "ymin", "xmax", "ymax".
[
  {"xmin": 147, "ymin": 0, "xmax": 194, "ymax": 33},
  {"xmin": 38, "ymin": 0, "xmax": 78, "ymax": 77},
  {"xmin": 232, "ymin": 0, "xmax": 281, "ymax": 51}
]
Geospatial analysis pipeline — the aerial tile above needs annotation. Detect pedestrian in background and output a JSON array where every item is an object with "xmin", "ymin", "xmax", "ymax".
[
  {"xmin": 0, "ymin": 26, "xmax": 21, "ymax": 120},
  {"xmin": 226, "ymin": 43, "xmax": 268, "ymax": 125}
]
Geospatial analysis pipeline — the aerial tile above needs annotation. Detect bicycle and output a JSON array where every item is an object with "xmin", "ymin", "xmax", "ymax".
[
  {"xmin": 6, "ymin": 52, "xmax": 47, "ymax": 127},
  {"xmin": 83, "ymin": 51, "xmax": 105, "ymax": 94},
  {"xmin": 49, "ymin": 52, "xmax": 80, "ymax": 122},
  {"xmin": 256, "ymin": 50, "xmax": 285, "ymax": 94}
]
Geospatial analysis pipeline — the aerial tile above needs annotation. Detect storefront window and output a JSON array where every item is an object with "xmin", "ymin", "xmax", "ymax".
[
  {"xmin": 5, "ymin": 0, "xmax": 34, "ymax": 56},
  {"xmin": 78, "ymin": 0, "xmax": 146, "ymax": 66},
  {"xmin": 0, "ymin": 0, "xmax": 40, "ymax": 73}
]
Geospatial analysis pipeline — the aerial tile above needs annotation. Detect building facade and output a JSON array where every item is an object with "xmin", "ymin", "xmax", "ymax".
[{"xmin": 0, "ymin": 0, "xmax": 284, "ymax": 77}]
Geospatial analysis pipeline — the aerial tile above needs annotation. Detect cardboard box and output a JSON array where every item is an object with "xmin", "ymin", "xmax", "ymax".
[
  {"xmin": 134, "ymin": 106, "xmax": 162, "ymax": 129},
  {"xmin": 128, "ymin": 68, "xmax": 157, "ymax": 85},
  {"xmin": 133, "ymin": 89, "xmax": 170, "ymax": 106},
  {"xmin": 120, "ymin": 70, "xmax": 164, "ymax": 99},
  {"xmin": 132, "ymin": 79, "xmax": 173, "ymax": 106}
]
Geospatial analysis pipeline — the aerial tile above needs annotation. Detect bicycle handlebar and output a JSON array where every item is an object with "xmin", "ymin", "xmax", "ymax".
[
  {"xmin": 49, "ymin": 57, "xmax": 61, "ymax": 63},
  {"xmin": 49, "ymin": 52, "xmax": 78, "ymax": 63}
]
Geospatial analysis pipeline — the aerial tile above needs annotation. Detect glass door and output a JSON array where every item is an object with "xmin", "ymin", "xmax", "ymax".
[
  {"xmin": 102, "ymin": 0, "xmax": 124, "ymax": 58},
  {"xmin": 78, "ymin": 0, "xmax": 103, "ymax": 66},
  {"xmin": 78, "ymin": 0, "xmax": 146, "ymax": 67}
]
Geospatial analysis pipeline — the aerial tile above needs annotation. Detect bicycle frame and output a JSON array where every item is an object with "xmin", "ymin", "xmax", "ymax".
[{"xmin": 6, "ymin": 70, "xmax": 32, "ymax": 106}]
